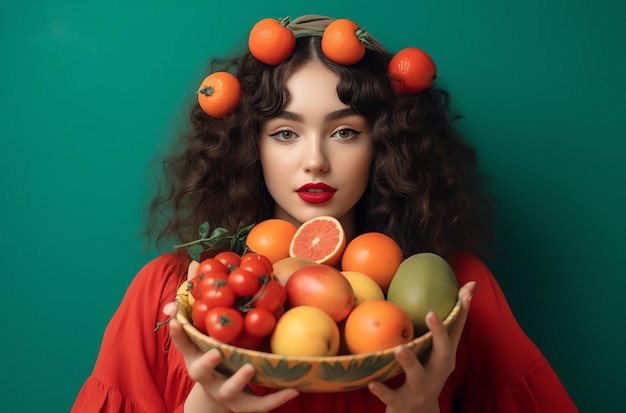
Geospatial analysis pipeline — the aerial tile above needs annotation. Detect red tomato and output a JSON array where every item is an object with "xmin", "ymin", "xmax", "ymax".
[
  {"xmin": 230, "ymin": 330, "xmax": 263, "ymax": 350},
  {"xmin": 252, "ymin": 282, "xmax": 283, "ymax": 313},
  {"xmin": 191, "ymin": 300, "xmax": 211, "ymax": 334},
  {"xmin": 197, "ymin": 257, "xmax": 229, "ymax": 277},
  {"xmin": 214, "ymin": 251, "xmax": 241, "ymax": 272},
  {"xmin": 201, "ymin": 284, "xmax": 236, "ymax": 309},
  {"xmin": 240, "ymin": 253, "xmax": 273, "ymax": 275},
  {"xmin": 285, "ymin": 264, "xmax": 355, "ymax": 322},
  {"xmin": 266, "ymin": 280, "xmax": 287, "ymax": 304},
  {"xmin": 205, "ymin": 307, "xmax": 244, "ymax": 344},
  {"xmin": 244, "ymin": 307, "xmax": 276, "ymax": 338},
  {"xmin": 228, "ymin": 268, "xmax": 261, "ymax": 297},
  {"xmin": 198, "ymin": 271, "xmax": 229, "ymax": 294},
  {"xmin": 187, "ymin": 276, "xmax": 202, "ymax": 300},
  {"xmin": 239, "ymin": 259, "xmax": 271, "ymax": 279}
]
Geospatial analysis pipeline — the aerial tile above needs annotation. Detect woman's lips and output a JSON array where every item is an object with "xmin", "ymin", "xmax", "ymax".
[{"xmin": 296, "ymin": 183, "xmax": 337, "ymax": 204}]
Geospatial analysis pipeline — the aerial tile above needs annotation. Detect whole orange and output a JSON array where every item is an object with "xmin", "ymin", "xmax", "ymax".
[
  {"xmin": 196, "ymin": 72, "xmax": 241, "ymax": 118},
  {"xmin": 321, "ymin": 19, "xmax": 366, "ymax": 65},
  {"xmin": 341, "ymin": 232, "xmax": 404, "ymax": 293},
  {"xmin": 388, "ymin": 47, "xmax": 437, "ymax": 94},
  {"xmin": 245, "ymin": 219, "xmax": 298, "ymax": 264},
  {"xmin": 344, "ymin": 299, "xmax": 414, "ymax": 354},
  {"xmin": 248, "ymin": 17, "xmax": 296, "ymax": 65}
]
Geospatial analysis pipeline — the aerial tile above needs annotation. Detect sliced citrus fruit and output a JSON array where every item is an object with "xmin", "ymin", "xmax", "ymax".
[{"xmin": 289, "ymin": 216, "xmax": 346, "ymax": 266}]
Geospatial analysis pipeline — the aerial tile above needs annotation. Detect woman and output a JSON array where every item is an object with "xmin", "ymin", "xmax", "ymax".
[{"xmin": 71, "ymin": 15, "xmax": 577, "ymax": 412}]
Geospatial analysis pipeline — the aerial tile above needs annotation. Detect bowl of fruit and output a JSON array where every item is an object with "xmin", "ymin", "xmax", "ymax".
[{"xmin": 175, "ymin": 216, "xmax": 461, "ymax": 393}]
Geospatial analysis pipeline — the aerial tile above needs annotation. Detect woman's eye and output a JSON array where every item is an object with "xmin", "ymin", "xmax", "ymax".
[
  {"xmin": 332, "ymin": 128, "xmax": 361, "ymax": 140},
  {"xmin": 269, "ymin": 130, "xmax": 297, "ymax": 141}
]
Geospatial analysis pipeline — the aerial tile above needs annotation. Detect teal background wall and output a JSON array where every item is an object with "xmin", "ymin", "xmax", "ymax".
[{"xmin": 1, "ymin": 0, "xmax": 624, "ymax": 411}]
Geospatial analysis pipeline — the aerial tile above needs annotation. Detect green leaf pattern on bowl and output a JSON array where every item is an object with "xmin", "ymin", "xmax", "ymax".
[
  {"xmin": 317, "ymin": 353, "xmax": 396, "ymax": 382},
  {"xmin": 220, "ymin": 348, "xmax": 253, "ymax": 373},
  {"xmin": 256, "ymin": 358, "xmax": 313, "ymax": 382}
]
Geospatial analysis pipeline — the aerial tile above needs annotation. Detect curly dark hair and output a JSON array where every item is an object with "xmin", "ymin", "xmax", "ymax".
[{"xmin": 147, "ymin": 35, "xmax": 493, "ymax": 260}]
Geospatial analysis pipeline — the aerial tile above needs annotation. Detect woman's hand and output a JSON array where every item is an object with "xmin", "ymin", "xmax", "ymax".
[
  {"xmin": 367, "ymin": 281, "xmax": 476, "ymax": 413},
  {"xmin": 163, "ymin": 260, "xmax": 299, "ymax": 412}
]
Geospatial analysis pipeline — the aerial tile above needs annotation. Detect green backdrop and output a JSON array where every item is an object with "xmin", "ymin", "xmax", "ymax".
[{"xmin": 1, "ymin": 0, "xmax": 624, "ymax": 411}]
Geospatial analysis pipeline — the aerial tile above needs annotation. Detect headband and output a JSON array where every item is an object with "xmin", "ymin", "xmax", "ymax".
[{"xmin": 197, "ymin": 15, "xmax": 437, "ymax": 117}]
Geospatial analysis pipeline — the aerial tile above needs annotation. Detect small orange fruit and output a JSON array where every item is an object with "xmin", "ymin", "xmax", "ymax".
[
  {"xmin": 289, "ymin": 216, "xmax": 346, "ymax": 266},
  {"xmin": 388, "ymin": 47, "xmax": 437, "ymax": 94},
  {"xmin": 344, "ymin": 299, "xmax": 414, "ymax": 354},
  {"xmin": 197, "ymin": 71, "xmax": 241, "ymax": 118},
  {"xmin": 245, "ymin": 219, "xmax": 298, "ymax": 264},
  {"xmin": 341, "ymin": 232, "xmax": 404, "ymax": 293},
  {"xmin": 321, "ymin": 19, "xmax": 366, "ymax": 65},
  {"xmin": 248, "ymin": 17, "xmax": 296, "ymax": 65}
]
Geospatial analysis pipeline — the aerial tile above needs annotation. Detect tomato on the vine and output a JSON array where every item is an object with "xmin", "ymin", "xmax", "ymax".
[
  {"xmin": 198, "ymin": 271, "xmax": 229, "ymax": 293},
  {"xmin": 244, "ymin": 307, "xmax": 276, "ymax": 338},
  {"xmin": 187, "ymin": 276, "xmax": 203, "ymax": 300},
  {"xmin": 240, "ymin": 253, "xmax": 273, "ymax": 275},
  {"xmin": 266, "ymin": 280, "xmax": 287, "ymax": 303},
  {"xmin": 214, "ymin": 251, "xmax": 241, "ymax": 272},
  {"xmin": 252, "ymin": 281, "xmax": 284, "ymax": 313},
  {"xmin": 191, "ymin": 300, "xmax": 211, "ymax": 334},
  {"xmin": 228, "ymin": 268, "xmax": 261, "ymax": 297},
  {"xmin": 230, "ymin": 329, "xmax": 263, "ymax": 350},
  {"xmin": 205, "ymin": 307, "xmax": 244, "ymax": 344},
  {"xmin": 200, "ymin": 284, "xmax": 236, "ymax": 309},
  {"xmin": 197, "ymin": 257, "xmax": 229, "ymax": 277}
]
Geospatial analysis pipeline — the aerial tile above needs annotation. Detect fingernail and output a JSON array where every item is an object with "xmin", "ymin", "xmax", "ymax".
[
  {"xmin": 163, "ymin": 302, "xmax": 178, "ymax": 316},
  {"xmin": 394, "ymin": 345, "xmax": 410, "ymax": 360}
]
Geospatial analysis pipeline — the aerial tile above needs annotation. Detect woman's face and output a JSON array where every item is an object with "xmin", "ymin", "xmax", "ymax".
[{"xmin": 260, "ymin": 61, "xmax": 373, "ymax": 232}]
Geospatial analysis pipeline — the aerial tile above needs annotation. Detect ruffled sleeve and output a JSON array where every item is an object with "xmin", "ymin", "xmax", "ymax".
[
  {"xmin": 71, "ymin": 254, "xmax": 194, "ymax": 413},
  {"xmin": 440, "ymin": 251, "xmax": 578, "ymax": 413}
]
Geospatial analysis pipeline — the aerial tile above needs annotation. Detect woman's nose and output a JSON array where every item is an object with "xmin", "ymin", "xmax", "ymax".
[{"xmin": 302, "ymin": 138, "xmax": 330, "ymax": 174}]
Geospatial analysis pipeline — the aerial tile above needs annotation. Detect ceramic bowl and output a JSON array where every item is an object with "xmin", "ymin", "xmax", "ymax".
[{"xmin": 176, "ymin": 285, "xmax": 461, "ymax": 393}]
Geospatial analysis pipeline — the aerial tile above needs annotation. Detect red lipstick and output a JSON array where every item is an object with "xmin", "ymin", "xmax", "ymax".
[{"xmin": 296, "ymin": 183, "xmax": 337, "ymax": 204}]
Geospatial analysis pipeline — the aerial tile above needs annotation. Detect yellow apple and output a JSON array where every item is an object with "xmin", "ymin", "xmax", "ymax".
[
  {"xmin": 341, "ymin": 271, "xmax": 385, "ymax": 307},
  {"xmin": 270, "ymin": 306, "xmax": 340, "ymax": 356}
]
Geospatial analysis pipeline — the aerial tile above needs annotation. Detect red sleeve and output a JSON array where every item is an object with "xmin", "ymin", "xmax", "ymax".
[
  {"xmin": 71, "ymin": 254, "xmax": 194, "ymax": 413},
  {"xmin": 440, "ymin": 251, "xmax": 578, "ymax": 412}
]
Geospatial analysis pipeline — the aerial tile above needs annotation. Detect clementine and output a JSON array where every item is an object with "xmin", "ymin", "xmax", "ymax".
[
  {"xmin": 341, "ymin": 232, "xmax": 404, "ymax": 293},
  {"xmin": 248, "ymin": 17, "xmax": 296, "ymax": 65},
  {"xmin": 245, "ymin": 219, "xmax": 298, "ymax": 264},
  {"xmin": 388, "ymin": 47, "xmax": 437, "ymax": 94},
  {"xmin": 343, "ymin": 299, "xmax": 414, "ymax": 354},
  {"xmin": 196, "ymin": 71, "xmax": 241, "ymax": 118},
  {"xmin": 321, "ymin": 19, "xmax": 366, "ymax": 65}
]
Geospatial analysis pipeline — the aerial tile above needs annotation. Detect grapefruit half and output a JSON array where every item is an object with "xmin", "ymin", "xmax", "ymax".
[{"xmin": 289, "ymin": 216, "xmax": 346, "ymax": 266}]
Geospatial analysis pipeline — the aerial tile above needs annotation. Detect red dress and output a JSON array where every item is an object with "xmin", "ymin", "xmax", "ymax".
[{"xmin": 71, "ymin": 251, "xmax": 577, "ymax": 412}]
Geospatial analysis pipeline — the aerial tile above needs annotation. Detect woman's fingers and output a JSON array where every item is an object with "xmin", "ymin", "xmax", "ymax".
[
  {"xmin": 368, "ymin": 345, "xmax": 423, "ymax": 405},
  {"xmin": 208, "ymin": 364, "xmax": 299, "ymax": 412},
  {"xmin": 188, "ymin": 260, "xmax": 200, "ymax": 281},
  {"xmin": 162, "ymin": 301, "xmax": 178, "ymax": 317},
  {"xmin": 254, "ymin": 388, "xmax": 300, "ymax": 412},
  {"xmin": 447, "ymin": 281, "xmax": 476, "ymax": 346},
  {"xmin": 423, "ymin": 310, "xmax": 454, "ymax": 377},
  {"xmin": 168, "ymin": 315, "xmax": 206, "ymax": 366},
  {"xmin": 213, "ymin": 364, "xmax": 256, "ymax": 400}
]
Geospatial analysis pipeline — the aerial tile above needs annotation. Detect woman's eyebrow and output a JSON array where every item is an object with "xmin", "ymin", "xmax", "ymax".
[
  {"xmin": 274, "ymin": 108, "xmax": 357, "ymax": 123},
  {"xmin": 275, "ymin": 111, "xmax": 303, "ymax": 122},
  {"xmin": 325, "ymin": 108, "xmax": 357, "ymax": 122}
]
